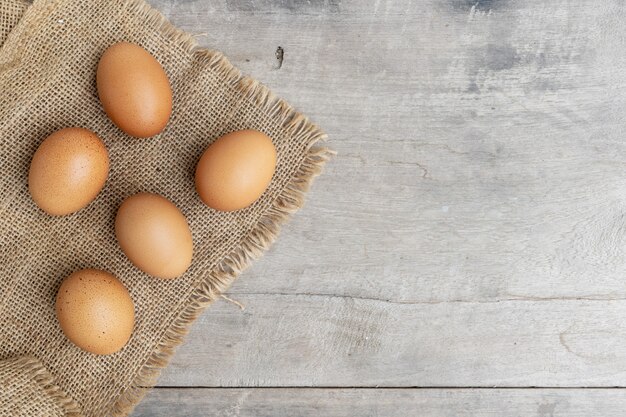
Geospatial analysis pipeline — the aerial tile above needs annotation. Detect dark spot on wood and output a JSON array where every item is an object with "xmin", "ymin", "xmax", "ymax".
[
  {"xmin": 226, "ymin": 0, "xmax": 341, "ymax": 13},
  {"xmin": 466, "ymin": 44, "xmax": 520, "ymax": 89},
  {"xmin": 483, "ymin": 44, "xmax": 519, "ymax": 71},
  {"xmin": 451, "ymin": 0, "xmax": 507, "ymax": 10},
  {"xmin": 276, "ymin": 46, "xmax": 284, "ymax": 69},
  {"xmin": 467, "ymin": 81, "xmax": 480, "ymax": 94}
]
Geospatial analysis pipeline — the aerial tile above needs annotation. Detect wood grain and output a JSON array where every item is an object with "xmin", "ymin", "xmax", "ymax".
[
  {"xmin": 161, "ymin": 0, "xmax": 626, "ymax": 304},
  {"xmin": 135, "ymin": 0, "xmax": 626, "ymax": 413},
  {"xmin": 157, "ymin": 295, "xmax": 626, "ymax": 387},
  {"xmin": 133, "ymin": 388, "xmax": 626, "ymax": 417}
]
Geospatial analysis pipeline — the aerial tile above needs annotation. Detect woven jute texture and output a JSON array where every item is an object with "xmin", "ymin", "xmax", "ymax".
[
  {"xmin": 0, "ymin": 356, "xmax": 80, "ymax": 417},
  {"xmin": 0, "ymin": 0, "xmax": 26, "ymax": 46},
  {"xmin": 0, "ymin": 0, "xmax": 330, "ymax": 416}
]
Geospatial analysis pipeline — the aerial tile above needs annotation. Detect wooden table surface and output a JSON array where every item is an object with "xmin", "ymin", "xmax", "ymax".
[{"xmin": 132, "ymin": 0, "xmax": 626, "ymax": 415}]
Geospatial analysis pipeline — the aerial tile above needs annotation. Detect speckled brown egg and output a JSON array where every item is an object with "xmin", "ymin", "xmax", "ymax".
[
  {"xmin": 28, "ymin": 127, "xmax": 109, "ymax": 216},
  {"xmin": 115, "ymin": 193, "xmax": 193, "ymax": 279},
  {"xmin": 195, "ymin": 129, "xmax": 277, "ymax": 211},
  {"xmin": 56, "ymin": 269, "xmax": 134, "ymax": 355},
  {"xmin": 97, "ymin": 42, "xmax": 172, "ymax": 138}
]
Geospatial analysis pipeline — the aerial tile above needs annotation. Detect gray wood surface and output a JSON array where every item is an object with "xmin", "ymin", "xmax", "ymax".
[
  {"xmin": 133, "ymin": 388, "xmax": 626, "ymax": 417},
  {"xmin": 134, "ymin": 0, "xmax": 626, "ymax": 414}
]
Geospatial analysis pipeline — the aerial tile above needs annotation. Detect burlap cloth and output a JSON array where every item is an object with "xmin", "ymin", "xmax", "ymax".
[
  {"xmin": 0, "ymin": 356, "xmax": 80, "ymax": 416},
  {"xmin": 0, "ymin": 0, "xmax": 330, "ymax": 416}
]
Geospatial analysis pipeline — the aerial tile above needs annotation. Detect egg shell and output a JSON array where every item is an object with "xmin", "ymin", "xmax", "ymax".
[
  {"xmin": 195, "ymin": 129, "xmax": 277, "ymax": 211},
  {"xmin": 56, "ymin": 269, "xmax": 134, "ymax": 355},
  {"xmin": 97, "ymin": 42, "xmax": 172, "ymax": 138},
  {"xmin": 28, "ymin": 127, "xmax": 109, "ymax": 216},
  {"xmin": 115, "ymin": 193, "xmax": 193, "ymax": 279}
]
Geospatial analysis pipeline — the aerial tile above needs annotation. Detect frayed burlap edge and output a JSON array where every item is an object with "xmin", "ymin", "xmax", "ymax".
[
  {"xmin": 5, "ymin": 356, "xmax": 82, "ymax": 417},
  {"xmin": 106, "ymin": 1, "xmax": 333, "ymax": 415}
]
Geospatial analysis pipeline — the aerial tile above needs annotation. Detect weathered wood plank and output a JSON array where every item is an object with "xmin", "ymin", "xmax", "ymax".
[
  {"xmin": 132, "ymin": 388, "xmax": 626, "ymax": 417},
  {"xmin": 155, "ymin": 295, "xmax": 626, "ymax": 386}
]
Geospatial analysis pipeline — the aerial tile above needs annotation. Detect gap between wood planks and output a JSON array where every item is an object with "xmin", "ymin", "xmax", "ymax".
[
  {"xmin": 147, "ymin": 386, "xmax": 626, "ymax": 390},
  {"xmin": 220, "ymin": 292, "xmax": 626, "ymax": 306}
]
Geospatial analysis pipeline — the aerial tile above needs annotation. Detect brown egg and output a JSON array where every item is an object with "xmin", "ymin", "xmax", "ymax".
[
  {"xmin": 115, "ymin": 193, "xmax": 193, "ymax": 279},
  {"xmin": 56, "ymin": 269, "xmax": 134, "ymax": 355},
  {"xmin": 28, "ymin": 127, "xmax": 109, "ymax": 216},
  {"xmin": 97, "ymin": 42, "xmax": 172, "ymax": 138},
  {"xmin": 195, "ymin": 129, "xmax": 277, "ymax": 211}
]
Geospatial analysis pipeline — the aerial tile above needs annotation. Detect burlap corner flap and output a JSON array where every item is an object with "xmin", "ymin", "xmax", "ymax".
[
  {"xmin": 0, "ymin": 356, "xmax": 82, "ymax": 417},
  {"xmin": 0, "ymin": 0, "xmax": 331, "ymax": 416}
]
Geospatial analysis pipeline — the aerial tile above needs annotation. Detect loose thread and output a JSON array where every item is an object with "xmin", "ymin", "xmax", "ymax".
[{"xmin": 220, "ymin": 294, "xmax": 246, "ymax": 310}]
